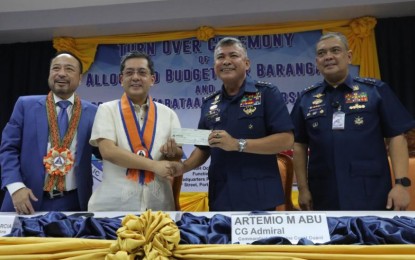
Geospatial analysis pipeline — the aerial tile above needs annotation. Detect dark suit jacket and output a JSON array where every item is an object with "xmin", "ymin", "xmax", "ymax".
[{"xmin": 0, "ymin": 95, "xmax": 97, "ymax": 211}]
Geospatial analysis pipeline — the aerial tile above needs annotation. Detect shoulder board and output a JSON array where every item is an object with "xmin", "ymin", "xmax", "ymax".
[
  {"xmin": 302, "ymin": 83, "xmax": 321, "ymax": 93},
  {"xmin": 255, "ymin": 80, "xmax": 272, "ymax": 88},
  {"xmin": 203, "ymin": 90, "xmax": 221, "ymax": 102},
  {"xmin": 354, "ymin": 77, "xmax": 380, "ymax": 86}
]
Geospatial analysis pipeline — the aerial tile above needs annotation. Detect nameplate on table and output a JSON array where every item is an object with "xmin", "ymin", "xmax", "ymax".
[
  {"xmin": 171, "ymin": 128, "xmax": 211, "ymax": 146},
  {"xmin": 231, "ymin": 213, "xmax": 330, "ymax": 244},
  {"xmin": 0, "ymin": 216, "xmax": 20, "ymax": 236}
]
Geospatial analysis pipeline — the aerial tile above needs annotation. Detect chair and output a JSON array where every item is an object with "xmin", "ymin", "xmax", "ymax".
[
  {"xmin": 276, "ymin": 153, "xmax": 296, "ymax": 211},
  {"xmin": 406, "ymin": 128, "xmax": 415, "ymax": 157},
  {"xmin": 388, "ymin": 156, "xmax": 415, "ymax": 210},
  {"xmin": 172, "ymin": 175, "xmax": 183, "ymax": 211}
]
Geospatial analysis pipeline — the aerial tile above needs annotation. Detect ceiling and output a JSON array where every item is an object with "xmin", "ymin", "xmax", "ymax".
[{"xmin": 1, "ymin": 0, "xmax": 415, "ymax": 44}]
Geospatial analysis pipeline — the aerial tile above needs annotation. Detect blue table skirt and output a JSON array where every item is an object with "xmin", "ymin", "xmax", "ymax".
[{"xmin": 6, "ymin": 211, "xmax": 415, "ymax": 245}]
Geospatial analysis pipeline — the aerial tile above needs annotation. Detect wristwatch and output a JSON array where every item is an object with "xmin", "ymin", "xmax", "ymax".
[
  {"xmin": 238, "ymin": 139, "xmax": 247, "ymax": 152},
  {"xmin": 395, "ymin": 177, "xmax": 411, "ymax": 187}
]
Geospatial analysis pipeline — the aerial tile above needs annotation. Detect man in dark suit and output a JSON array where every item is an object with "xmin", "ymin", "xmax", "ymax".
[{"xmin": 0, "ymin": 51, "xmax": 97, "ymax": 214}]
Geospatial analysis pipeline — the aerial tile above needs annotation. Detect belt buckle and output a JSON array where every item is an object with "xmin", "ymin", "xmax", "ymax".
[{"xmin": 49, "ymin": 190, "xmax": 64, "ymax": 199}]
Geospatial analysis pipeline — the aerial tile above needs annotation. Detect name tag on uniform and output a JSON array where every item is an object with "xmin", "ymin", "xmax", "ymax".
[{"xmin": 332, "ymin": 111, "xmax": 345, "ymax": 130}]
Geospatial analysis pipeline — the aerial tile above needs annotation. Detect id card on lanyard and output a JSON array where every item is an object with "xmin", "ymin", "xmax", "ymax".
[{"xmin": 332, "ymin": 106, "xmax": 345, "ymax": 130}]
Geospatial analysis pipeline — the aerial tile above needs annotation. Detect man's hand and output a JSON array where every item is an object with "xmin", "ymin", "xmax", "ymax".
[
  {"xmin": 298, "ymin": 187, "xmax": 313, "ymax": 210},
  {"xmin": 153, "ymin": 160, "xmax": 184, "ymax": 179},
  {"xmin": 170, "ymin": 161, "xmax": 185, "ymax": 177},
  {"xmin": 12, "ymin": 187, "xmax": 38, "ymax": 215},
  {"xmin": 160, "ymin": 138, "xmax": 182, "ymax": 160},
  {"xmin": 208, "ymin": 130, "xmax": 238, "ymax": 151},
  {"xmin": 386, "ymin": 185, "xmax": 410, "ymax": 210}
]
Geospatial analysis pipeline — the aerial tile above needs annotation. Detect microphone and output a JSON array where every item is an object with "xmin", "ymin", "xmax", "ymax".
[{"xmin": 331, "ymin": 101, "xmax": 340, "ymax": 109}]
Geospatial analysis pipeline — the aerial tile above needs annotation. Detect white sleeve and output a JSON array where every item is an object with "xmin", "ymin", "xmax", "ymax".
[
  {"xmin": 6, "ymin": 182, "xmax": 26, "ymax": 196},
  {"xmin": 89, "ymin": 102, "xmax": 118, "ymax": 147},
  {"xmin": 170, "ymin": 109, "xmax": 182, "ymax": 130}
]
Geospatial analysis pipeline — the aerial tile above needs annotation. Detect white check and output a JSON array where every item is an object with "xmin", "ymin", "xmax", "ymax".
[{"xmin": 171, "ymin": 128, "xmax": 211, "ymax": 146}]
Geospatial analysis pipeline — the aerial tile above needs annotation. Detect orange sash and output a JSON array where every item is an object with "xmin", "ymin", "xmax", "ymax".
[{"xmin": 120, "ymin": 93, "xmax": 157, "ymax": 184}]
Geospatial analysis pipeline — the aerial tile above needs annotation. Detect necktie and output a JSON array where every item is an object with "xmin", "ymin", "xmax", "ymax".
[{"xmin": 57, "ymin": 100, "xmax": 71, "ymax": 139}]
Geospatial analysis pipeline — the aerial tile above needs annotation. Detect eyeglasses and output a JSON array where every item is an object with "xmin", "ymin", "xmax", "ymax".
[{"xmin": 122, "ymin": 69, "xmax": 151, "ymax": 78}]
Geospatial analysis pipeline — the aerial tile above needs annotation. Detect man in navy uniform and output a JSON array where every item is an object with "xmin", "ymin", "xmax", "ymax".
[
  {"xmin": 291, "ymin": 32, "xmax": 415, "ymax": 210},
  {"xmin": 178, "ymin": 37, "xmax": 294, "ymax": 211}
]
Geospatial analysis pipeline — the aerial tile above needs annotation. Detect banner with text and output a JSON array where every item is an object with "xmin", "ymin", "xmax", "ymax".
[{"xmin": 78, "ymin": 31, "xmax": 358, "ymax": 192}]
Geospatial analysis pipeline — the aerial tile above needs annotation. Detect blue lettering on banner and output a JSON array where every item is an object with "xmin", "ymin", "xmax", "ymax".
[
  {"xmin": 162, "ymin": 39, "xmax": 202, "ymax": 55},
  {"xmin": 165, "ymin": 68, "xmax": 216, "ymax": 83},
  {"xmin": 207, "ymin": 38, "xmax": 219, "ymax": 51},
  {"xmin": 86, "ymin": 73, "xmax": 119, "ymax": 87},
  {"xmin": 118, "ymin": 43, "xmax": 156, "ymax": 57},
  {"xmin": 239, "ymin": 33, "xmax": 295, "ymax": 49},
  {"xmin": 281, "ymin": 91, "xmax": 302, "ymax": 105},
  {"xmin": 206, "ymin": 34, "xmax": 295, "ymax": 51},
  {"xmin": 154, "ymin": 97, "xmax": 202, "ymax": 110},
  {"xmin": 153, "ymin": 71, "xmax": 160, "ymax": 84},
  {"xmin": 256, "ymin": 62, "xmax": 320, "ymax": 78},
  {"xmin": 195, "ymin": 84, "xmax": 216, "ymax": 95}
]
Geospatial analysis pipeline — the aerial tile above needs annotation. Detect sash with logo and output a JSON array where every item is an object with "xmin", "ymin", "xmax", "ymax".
[
  {"xmin": 43, "ymin": 92, "xmax": 81, "ymax": 192},
  {"xmin": 119, "ymin": 93, "xmax": 157, "ymax": 185}
]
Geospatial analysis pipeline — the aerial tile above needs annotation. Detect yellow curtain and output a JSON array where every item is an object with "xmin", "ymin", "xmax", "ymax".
[
  {"xmin": 323, "ymin": 16, "xmax": 380, "ymax": 79},
  {"xmin": 53, "ymin": 16, "xmax": 380, "ymax": 79},
  {"xmin": 179, "ymin": 192, "xmax": 209, "ymax": 211}
]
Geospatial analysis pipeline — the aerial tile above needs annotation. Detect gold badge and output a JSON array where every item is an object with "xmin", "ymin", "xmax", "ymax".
[
  {"xmin": 353, "ymin": 85, "xmax": 360, "ymax": 91},
  {"xmin": 313, "ymin": 93, "xmax": 325, "ymax": 99},
  {"xmin": 349, "ymin": 104, "xmax": 366, "ymax": 110},
  {"xmin": 243, "ymin": 106, "xmax": 256, "ymax": 115},
  {"xmin": 312, "ymin": 99, "xmax": 323, "ymax": 105},
  {"xmin": 211, "ymin": 95, "xmax": 220, "ymax": 105},
  {"xmin": 354, "ymin": 116, "xmax": 364, "ymax": 125}
]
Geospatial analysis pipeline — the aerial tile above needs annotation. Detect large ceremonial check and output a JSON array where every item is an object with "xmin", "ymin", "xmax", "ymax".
[
  {"xmin": 78, "ymin": 31, "xmax": 359, "ymax": 192},
  {"xmin": 172, "ymin": 128, "xmax": 211, "ymax": 146}
]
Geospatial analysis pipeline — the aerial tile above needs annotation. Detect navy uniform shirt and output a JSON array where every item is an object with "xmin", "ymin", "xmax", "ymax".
[
  {"xmin": 291, "ymin": 74, "xmax": 415, "ymax": 210},
  {"xmin": 198, "ymin": 77, "xmax": 294, "ymax": 211}
]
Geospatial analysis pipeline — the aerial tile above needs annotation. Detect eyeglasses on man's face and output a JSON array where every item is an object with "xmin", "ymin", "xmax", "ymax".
[{"xmin": 122, "ymin": 68, "xmax": 151, "ymax": 78}]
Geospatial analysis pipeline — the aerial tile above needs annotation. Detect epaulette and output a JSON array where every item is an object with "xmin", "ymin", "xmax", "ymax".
[
  {"xmin": 354, "ymin": 77, "xmax": 380, "ymax": 86},
  {"xmin": 255, "ymin": 80, "xmax": 272, "ymax": 88},
  {"xmin": 302, "ymin": 83, "xmax": 321, "ymax": 94},
  {"xmin": 203, "ymin": 90, "xmax": 221, "ymax": 102}
]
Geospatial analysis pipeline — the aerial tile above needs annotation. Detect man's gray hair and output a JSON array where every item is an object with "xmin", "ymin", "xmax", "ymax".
[
  {"xmin": 318, "ymin": 32, "xmax": 349, "ymax": 50},
  {"xmin": 214, "ymin": 37, "xmax": 248, "ymax": 58}
]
